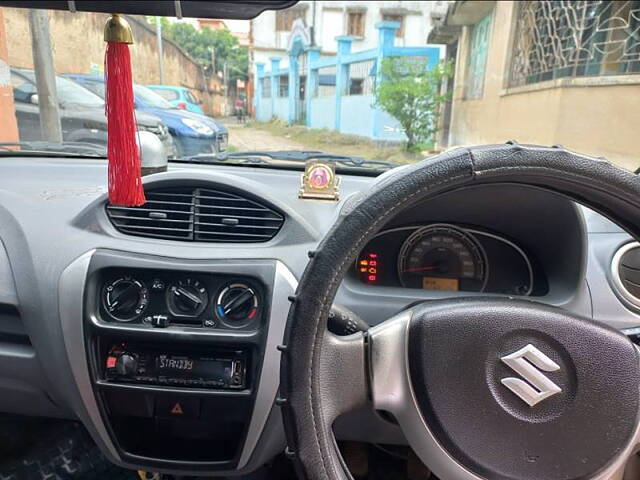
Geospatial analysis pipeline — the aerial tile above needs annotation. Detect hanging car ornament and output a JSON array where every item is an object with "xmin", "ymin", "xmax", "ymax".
[{"xmin": 104, "ymin": 13, "xmax": 146, "ymax": 206}]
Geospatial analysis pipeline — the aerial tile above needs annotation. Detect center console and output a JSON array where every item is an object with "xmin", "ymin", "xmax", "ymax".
[{"xmin": 67, "ymin": 250, "xmax": 296, "ymax": 473}]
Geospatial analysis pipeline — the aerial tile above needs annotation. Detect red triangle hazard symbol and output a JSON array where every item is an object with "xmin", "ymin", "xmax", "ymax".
[{"xmin": 171, "ymin": 402, "xmax": 184, "ymax": 415}]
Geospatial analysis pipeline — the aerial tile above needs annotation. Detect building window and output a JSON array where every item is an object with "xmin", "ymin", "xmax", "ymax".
[
  {"xmin": 382, "ymin": 14, "xmax": 405, "ymax": 37},
  {"xmin": 347, "ymin": 59, "xmax": 376, "ymax": 95},
  {"xmin": 464, "ymin": 13, "xmax": 492, "ymax": 99},
  {"xmin": 347, "ymin": 11, "xmax": 366, "ymax": 37},
  {"xmin": 261, "ymin": 77, "xmax": 271, "ymax": 98},
  {"xmin": 278, "ymin": 75, "xmax": 289, "ymax": 97},
  {"xmin": 276, "ymin": 8, "xmax": 306, "ymax": 32},
  {"xmin": 348, "ymin": 78, "xmax": 364, "ymax": 95},
  {"xmin": 317, "ymin": 65, "xmax": 337, "ymax": 97},
  {"xmin": 509, "ymin": 1, "xmax": 640, "ymax": 88}
]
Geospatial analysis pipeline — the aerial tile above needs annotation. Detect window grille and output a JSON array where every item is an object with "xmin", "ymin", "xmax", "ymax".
[
  {"xmin": 382, "ymin": 14, "xmax": 405, "ymax": 38},
  {"xmin": 316, "ymin": 65, "xmax": 337, "ymax": 97},
  {"xmin": 347, "ymin": 11, "xmax": 366, "ymax": 37},
  {"xmin": 509, "ymin": 1, "xmax": 640, "ymax": 87},
  {"xmin": 278, "ymin": 75, "xmax": 289, "ymax": 97},
  {"xmin": 347, "ymin": 60, "xmax": 376, "ymax": 95},
  {"xmin": 276, "ymin": 8, "xmax": 306, "ymax": 32},
  {"xmin": 261, "ymin": 77, "xmax": 271, "ymax": 98}
]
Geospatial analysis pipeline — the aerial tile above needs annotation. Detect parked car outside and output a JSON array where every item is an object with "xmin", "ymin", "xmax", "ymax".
[
  {"xmin": 64, "ymin": 74, "xmax": 227, "ymax": 157},
  {"xmin": 11, "ymin": 68, "xmax": 176, "ymax": 156},
  {"xmin": 146, "ymin": 85, "xmax": 204, "ymax": 114}
]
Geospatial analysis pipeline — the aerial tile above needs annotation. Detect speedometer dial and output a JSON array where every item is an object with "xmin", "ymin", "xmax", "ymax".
[{"xmin": 397, "ymin": 224, "xmax": 488, "ymax": 292}]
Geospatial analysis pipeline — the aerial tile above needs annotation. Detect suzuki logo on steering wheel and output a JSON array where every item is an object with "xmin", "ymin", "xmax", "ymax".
[{"xmin": 500, "ymin": 344, "xmax": 562, "ymax": 407}]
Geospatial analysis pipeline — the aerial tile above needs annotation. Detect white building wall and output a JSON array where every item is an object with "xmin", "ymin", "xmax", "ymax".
[
  {"xmin": 319, "ymin": 9, "xmax": 344, "ymax": 53},
  {"xmin": 251, "ymin": 1, "xmax": 446, "ymax": 72}
]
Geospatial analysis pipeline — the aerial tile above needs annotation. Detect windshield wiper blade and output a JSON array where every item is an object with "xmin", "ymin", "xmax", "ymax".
[
  {"xmin": 0, "ymin": 141, "xmax": 107, "ymax": 156},
  {"xmin": 222, "ymin": 150, "xmax": 396, "ymax": 169},
  {"xmin": 175, "ymin": 153, "xmax": 271, "ymax": 165}
]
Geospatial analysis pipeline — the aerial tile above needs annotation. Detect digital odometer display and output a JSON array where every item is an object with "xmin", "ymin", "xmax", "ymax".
[
  {"xmin": 397, "ymin": 224, "xmax": 488, "ymax": 292},
  {"xmin": 156, "ymin": 354, "xmax": 232, "ymax": 380}
]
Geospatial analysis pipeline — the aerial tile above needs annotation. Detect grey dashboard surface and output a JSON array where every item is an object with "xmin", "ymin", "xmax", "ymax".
[{"xmin": 0, "ymin": 156, "xmax": 638, "ymax": 464}]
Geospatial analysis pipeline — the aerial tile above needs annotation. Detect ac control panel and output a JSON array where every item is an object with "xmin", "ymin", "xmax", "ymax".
[{"xmin": 96, "ymin": 268, "xmax": 264, "ymax": 331}]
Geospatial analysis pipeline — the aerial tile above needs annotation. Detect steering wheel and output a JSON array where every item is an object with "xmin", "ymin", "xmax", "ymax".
[{"xmin": 280, "ymin": 144, "xmax": 640, "ymax": 480}]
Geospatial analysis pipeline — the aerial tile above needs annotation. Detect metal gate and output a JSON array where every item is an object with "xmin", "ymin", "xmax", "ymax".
[{"xmin": 296, "ymin": 52, "xmax": 308, "ymax": 124}]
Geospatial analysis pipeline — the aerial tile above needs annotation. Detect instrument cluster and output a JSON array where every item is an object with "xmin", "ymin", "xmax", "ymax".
[{"xmin": 355, "ymin": 223, "xmax": 548, "ymax": 296}]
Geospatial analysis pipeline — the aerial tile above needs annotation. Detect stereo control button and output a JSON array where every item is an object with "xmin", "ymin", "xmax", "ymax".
[
  {"xmin": 151, "ymin": 315, "xmax": 170, "ymax": 328},
  {"xmin": 115, "ymin": 354, "xmax": 138, "ymax": 376}
]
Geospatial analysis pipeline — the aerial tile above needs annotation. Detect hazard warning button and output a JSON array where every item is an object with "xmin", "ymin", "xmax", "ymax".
[{"xmin": 155, "ymin": 396, "xmax": 200, "ymax": 419}]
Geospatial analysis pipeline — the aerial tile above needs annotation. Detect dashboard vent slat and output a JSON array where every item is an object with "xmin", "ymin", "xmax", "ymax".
[{"xmin": 106, "ymin": 186, "xmax": 284, "ymax": 243}]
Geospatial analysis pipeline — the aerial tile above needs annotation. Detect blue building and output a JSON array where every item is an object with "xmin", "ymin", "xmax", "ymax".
[{"xmin": 254, "ymin": 21, "xmax": 443, "ymax": 143}]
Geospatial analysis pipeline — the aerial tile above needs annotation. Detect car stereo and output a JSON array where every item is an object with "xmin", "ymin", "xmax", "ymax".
[{"xmin": 104, "ymin": 343, "xmax": 247, "ymax": 390}]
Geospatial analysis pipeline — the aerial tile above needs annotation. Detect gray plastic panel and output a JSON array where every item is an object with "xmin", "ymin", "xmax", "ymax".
[
  {"xmin": 60, "ymin": 249, "xmax": 296, "ymax": 475},
  {"xmin": 0, "ymin": 239, "xmax": 18, "ymax": 306},
  {"xmin": 0, "ymin": 156, "xmax": 636, "ymax": 475},
  {"xmin": 0, "ymin": 341, "xmax": 65, "ymax": 417}
]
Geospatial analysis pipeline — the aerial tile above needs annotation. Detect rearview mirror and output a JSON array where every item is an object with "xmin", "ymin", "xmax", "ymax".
[{"xmin": 138, "ymin": 130, "xmax": 168, "ymax": 176}]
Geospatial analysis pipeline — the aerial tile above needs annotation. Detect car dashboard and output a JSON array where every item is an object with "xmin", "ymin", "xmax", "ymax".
[{"xmin": 0, "ymin": 156, "xmax": 638, "ymax": 475}]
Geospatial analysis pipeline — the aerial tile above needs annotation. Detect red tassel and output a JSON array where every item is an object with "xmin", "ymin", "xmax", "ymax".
[{"xmin": 104, "ymin": 41, "xmax": 145, "ymax": 206}]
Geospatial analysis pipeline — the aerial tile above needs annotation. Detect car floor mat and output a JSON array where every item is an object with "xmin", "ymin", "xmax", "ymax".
[{"xmin": 0, "ymin": 419, "xmax": 137, "ymax": 480}]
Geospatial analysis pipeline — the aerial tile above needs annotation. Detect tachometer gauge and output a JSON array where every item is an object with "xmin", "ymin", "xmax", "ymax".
[{"xmin": 397, "ymin": 224, "xmax": 488, "ymax": 292}]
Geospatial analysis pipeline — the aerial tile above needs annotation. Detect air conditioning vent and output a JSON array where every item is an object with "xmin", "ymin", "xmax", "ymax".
[
  {"xmin": 611, "ymin": 242, "xmax": 640, "ymax": 310},
  {"xmin": 106, "ymin": 186, "xmax": 284, "ymax": 243}
]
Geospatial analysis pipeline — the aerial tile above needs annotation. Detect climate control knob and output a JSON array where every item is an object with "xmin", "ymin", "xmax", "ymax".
[
  {"xmin": 166, "ymin": 278, "xmax": 208, "ymax": 318},
  {"xmin": 215, "ymin": 283, "xmax": 259, "ymax": 326},
  {"xmin": 103, "ymin": 277, "xmax": 148, "ymax": 322}
]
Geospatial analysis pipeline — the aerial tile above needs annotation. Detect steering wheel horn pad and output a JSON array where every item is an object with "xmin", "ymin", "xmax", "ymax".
[
  {"xmin": 407, "ymin": 299, "xmax": 639, "ymax": 480},
  {"xmin": 280, "ymin": 144, "xmax": 640, "ymax": 480}
]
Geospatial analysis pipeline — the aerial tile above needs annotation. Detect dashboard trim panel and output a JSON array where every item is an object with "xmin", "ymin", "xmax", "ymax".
[
  {"xmin": 238, "ymin": 261, "xmax": 297, "ymax": 467},
  {"xmin": 59, "ymin": 249, "xmax": 297, "ymax": 473},
  {"xmin": 59, "ymin": 249, "xmax": 120, "ymax": 459}
]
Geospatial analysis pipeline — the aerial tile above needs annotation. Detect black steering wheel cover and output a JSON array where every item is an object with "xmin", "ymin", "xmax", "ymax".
[{"xmin": 279, "ymin": 144, "xmax": 640, "ymax": 480}]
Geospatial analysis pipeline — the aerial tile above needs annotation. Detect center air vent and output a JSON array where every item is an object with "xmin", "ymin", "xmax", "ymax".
[
  {"xmin": 611, "ymin": 242, "xmax": 640, "ymax": 310},
  {"xmin": 106, "ymin": 186, "xmax": 284, "ymax": 243}
]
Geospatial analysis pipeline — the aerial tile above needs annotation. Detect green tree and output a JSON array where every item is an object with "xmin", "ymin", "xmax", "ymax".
[
  {"xmin": 374, "ymin": 57, "xmax": 453, "ymax": 152},
  {"xmin": 147, "ymin": 18, "xmax": 248, "ymax": 81}
]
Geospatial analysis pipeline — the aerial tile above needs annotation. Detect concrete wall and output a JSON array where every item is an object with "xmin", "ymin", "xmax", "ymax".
[
  {"xmin": 309, "ymin": 97, "xmax": 334, "ymax": 130},
  {"xmin": 449, "ymin": 2, "xmax": 640, "ymax": 171},
  {"xmin": 2, "ymin": 8, "xmax": 224, "ymax": 116},
  {"xmin": 375, "ymin": 109, "xmax": 406, "ymax": 142},
  {"xmin": 340, "ymin": 95, "xmax": 374, "ymax": 138},
  {"xmin": 256, "ymin": 99, "xmax": 272, "ymax": 122},
  {"xmin": 273, "ymin": 97, "xmax": 289, "ymax": 121},
  {"xmin": 0, "ymin": 9, "xmax": 18, "ymax": 142}
]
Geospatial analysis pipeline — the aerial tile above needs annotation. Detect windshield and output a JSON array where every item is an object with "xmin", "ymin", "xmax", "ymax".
[
  {"xmin": 0, "ymin": 2, "xmax": 636, "ymax": 171},
  {"xmin": 14, "ymin": 70, "xmax": 105, "ymax": 108},
  {"xmin": 134, "ymin": 85, "xmax": 174, "ymax": 109}
]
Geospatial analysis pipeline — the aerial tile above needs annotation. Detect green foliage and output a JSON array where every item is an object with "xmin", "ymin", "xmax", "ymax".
[
  {"xmin": 147, "ymin": 18, "xmax": 248, "ymax": 81},
  {"xmin": 374, "ymin": 57, "xmax": 453, "ymax": 151}
]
